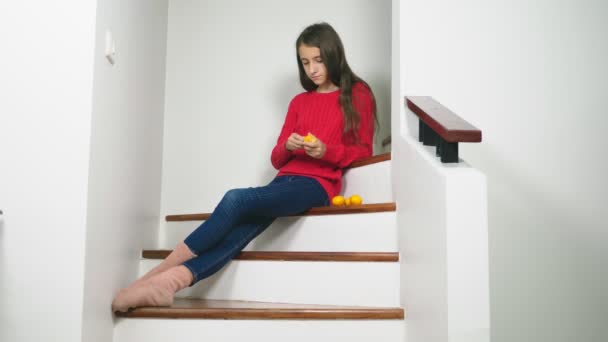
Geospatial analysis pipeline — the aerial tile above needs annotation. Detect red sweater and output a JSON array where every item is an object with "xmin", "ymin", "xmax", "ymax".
[{"xmin": 270, "ymin": 82, "xmax": 374, "ymax": 200}]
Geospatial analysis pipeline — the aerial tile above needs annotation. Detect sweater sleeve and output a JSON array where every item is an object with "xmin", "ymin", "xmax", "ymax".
[
  {"xmin": 321, "ymin": 84, "xmax": 374, "ymax": 168},
  {"xmin": 271, "ymin": 97, "xmax": 298, "ymax": 170}
]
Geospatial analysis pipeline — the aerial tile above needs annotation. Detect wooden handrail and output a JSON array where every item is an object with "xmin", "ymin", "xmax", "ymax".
[
  {"xmin": 405, "ymin": 96, "xmax": 482, "ymax": 162},
  {"xmin": 406, "ymin": 96, "xmax": 481, "ymax": 142}
]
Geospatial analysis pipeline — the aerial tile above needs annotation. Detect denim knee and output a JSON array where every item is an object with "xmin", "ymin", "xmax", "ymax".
[
  {"xmin": 222, "ymin": 188, "xmax": 246, "ymax": 207},
  {"xmin": 220, "ymin": 188, "xmax": 255, "ymax": 216}
]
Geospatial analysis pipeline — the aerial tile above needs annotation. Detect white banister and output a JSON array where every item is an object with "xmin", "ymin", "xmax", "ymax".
[{"xmin": 393, "ymin": 107, "xmax": 490, "ymax": 342}]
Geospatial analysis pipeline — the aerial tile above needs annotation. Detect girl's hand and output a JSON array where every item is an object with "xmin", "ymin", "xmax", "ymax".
[
  {"xmin": 286, "ymin": 133, "xmax": 304, "ymax": 151},
  {"xmin": 303, "ymin": 133, "xmax": 326, "ymax": 159}
]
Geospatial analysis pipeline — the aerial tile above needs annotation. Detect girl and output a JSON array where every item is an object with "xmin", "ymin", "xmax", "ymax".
[{"xmin": 112, "ymin": 22, "xmax": 377, "ymax": 312}]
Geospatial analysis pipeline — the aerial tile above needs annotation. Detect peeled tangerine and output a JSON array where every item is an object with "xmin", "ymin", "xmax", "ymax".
[
  {"xmin": 331, "ymin": 195, "xmax": 345, "ymax": 206},
  {"xmin": 304, "ymin": 133, "xmax": 317, "ymax": 143}
]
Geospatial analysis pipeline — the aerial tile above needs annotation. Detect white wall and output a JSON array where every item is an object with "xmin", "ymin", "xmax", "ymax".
[
  {"xmin": 81, "ymin": 1, "xmax": 168, "ymax": 342},
  {"xmin": 0, "ymin": 2, "xmax": 97, "ymax": 341},
  {"xmin": 160, "ymin": 0, "xmax": 391, "ymax": 218},
  {"xmin": 400, "ymin": 1, "xmax": 608, "ymax": 341}
]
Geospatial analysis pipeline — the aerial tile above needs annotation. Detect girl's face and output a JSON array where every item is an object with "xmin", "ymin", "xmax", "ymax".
[{"xmin": 298, "ymin": 44, "xmax": 333, "ymax": 89}]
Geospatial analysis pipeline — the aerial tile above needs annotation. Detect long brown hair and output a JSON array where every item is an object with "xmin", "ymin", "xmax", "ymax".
[{"xmin": 296, "ymin": 22, "xmax": 378, "ymax": 140}]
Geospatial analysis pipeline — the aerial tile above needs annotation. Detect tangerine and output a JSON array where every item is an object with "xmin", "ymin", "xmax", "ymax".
[
  {"xmin": 331, "ymin": 195, "xmax": 345, "ymax": 206},
  {"xmin": 345, "ymin": 198, "xmax": 352, "ymax": 206},
  {"xmin": 349, "ymin": 195, "xmax": 363, "ymax": 205}
]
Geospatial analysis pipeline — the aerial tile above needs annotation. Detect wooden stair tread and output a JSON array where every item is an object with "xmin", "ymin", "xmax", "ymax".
[
  {"xmin": 143, "ymin": 250, "xmax": 399, "ymax": 262},
  {"xmin": 166, "ymin": 202, "xmax": 396, "ymax": 222},
  {"xmin": 115, "ymin": 298, "xmax": 405, "ymax": 319},
  {"xmin": 346, "ymin": 152, "xmax": 390, "ymax": 168}
]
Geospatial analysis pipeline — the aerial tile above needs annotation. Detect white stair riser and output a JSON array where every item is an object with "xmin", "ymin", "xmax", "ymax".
[
  {"xmin": 158, "ymin": 212, "xmax": 398, "ymax": 251},
  {"xmin": 139, "ymin": 259, "xmax": 400, "ymax": 307},
  {"xmin": 342, "ymin": 161, "xmax": 393, "ymax": 202},
  {"xmin": 114, "ymin": 319, "xmax": 405, "ymax": 342}
]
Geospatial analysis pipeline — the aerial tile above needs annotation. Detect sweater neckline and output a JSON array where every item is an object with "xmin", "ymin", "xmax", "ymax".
[{"xmin": 313, "ymin": 88, "xmax": 340, "ymax": 95}]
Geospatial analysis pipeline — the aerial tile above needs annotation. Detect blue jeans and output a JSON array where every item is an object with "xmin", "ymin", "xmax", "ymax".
[{"xmin": 182, "ymin": 175, "xmax": 329, "ymax": 284}]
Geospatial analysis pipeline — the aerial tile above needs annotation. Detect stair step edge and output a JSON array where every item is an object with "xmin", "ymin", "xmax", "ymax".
[
  {"xmin": 142, "ymin": 250, "xmax": 399, "ymax": 262},
  {"xmin": 166, "ymin": 202, "xmax": 396, "ymax": 222},
  {"xmin": 116, "ymin": 298, "xmax": 405, "ymax": 320}
]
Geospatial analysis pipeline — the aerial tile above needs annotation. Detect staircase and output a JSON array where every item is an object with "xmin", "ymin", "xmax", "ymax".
[{"xmin": 113, "ymin": 153, "xmax": 406, "ymax": 341}]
